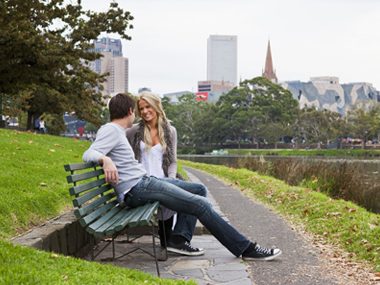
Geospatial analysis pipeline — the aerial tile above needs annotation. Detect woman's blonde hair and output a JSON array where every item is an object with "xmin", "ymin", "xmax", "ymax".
[{"xmin": 137, "ymin": 91, "xmax": 168, "ymax": 151}]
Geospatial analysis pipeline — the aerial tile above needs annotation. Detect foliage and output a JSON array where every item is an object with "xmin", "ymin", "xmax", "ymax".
[
  {"xmin": 293, "ymin": 107, "xmax": 346, "ymax": 147},
  {"xmin": 181, "ymin": 160, "xmax": 380, "ymax": 272},
  {"xmin": 346, "ymin": 104, "xmax": 380, "ymax": 148},
  {"xmin": 0, "ymin": 0, "xmax": 134, "ymax": 129}
]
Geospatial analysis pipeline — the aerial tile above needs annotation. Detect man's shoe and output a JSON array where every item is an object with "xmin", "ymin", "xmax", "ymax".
[
  {"xmin": 167, "ymin": 241, "xmax": 205, "ymax": 256},
  {"xmin": 242, "ymin": 243, "xmax": 282, "ymax": 261}
]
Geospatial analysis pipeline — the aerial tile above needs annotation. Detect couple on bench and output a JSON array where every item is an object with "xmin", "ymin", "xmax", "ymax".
[{"xmin": 83, "ymin": 92, "xmax": 282, "ymax": 261}]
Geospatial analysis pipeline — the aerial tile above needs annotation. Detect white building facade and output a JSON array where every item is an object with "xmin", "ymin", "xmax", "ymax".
[{"xmin": 207, "ymin": 35, "xmax": 237, "ymax": 86}]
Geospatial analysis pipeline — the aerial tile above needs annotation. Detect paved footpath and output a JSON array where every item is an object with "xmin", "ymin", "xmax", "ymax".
[{"xmin": 89, "ymin": 167, "xmax": 363, "ymax": 284}]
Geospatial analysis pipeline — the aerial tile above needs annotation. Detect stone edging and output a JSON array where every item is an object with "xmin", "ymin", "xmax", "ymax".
[{"xmin": 11, "ymin": 211, "xmax": 92, "ymax": 257}]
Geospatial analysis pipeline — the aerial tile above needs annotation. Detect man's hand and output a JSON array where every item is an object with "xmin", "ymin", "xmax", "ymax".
[{"xmin": 101, "ymin": 156, "xmax": 119, "ymax": 184}]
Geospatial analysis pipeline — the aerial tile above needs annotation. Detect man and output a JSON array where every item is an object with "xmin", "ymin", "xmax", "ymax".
[{"xmin": 83, "ymin": 93, "xmax": 282, "ymax": 261}]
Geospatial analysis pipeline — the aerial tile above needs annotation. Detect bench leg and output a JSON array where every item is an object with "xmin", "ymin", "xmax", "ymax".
[{"xmin": 151, "ymin": 223, "xmax": 160, "ymax": 277}]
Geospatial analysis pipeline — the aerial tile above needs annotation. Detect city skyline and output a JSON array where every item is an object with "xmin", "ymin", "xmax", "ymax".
[{"xmin": 81, "ymin": 0, "xmax": 380, "ymax": 95}]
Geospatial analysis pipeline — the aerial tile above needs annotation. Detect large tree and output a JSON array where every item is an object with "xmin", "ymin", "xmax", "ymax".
[
  {"xmin": 0, "ymin": 0, "xmax": 133, "ymax": 129},
  {"xmin": 346, "ymin": 104, "xmax": 380, "ymax": 149},
  {"xmin": 216, "ymin": 77, "xmax": 299, "ymax": 148},
  {"xmin": 294, "ymin": 107, "xmax": 344, "ymax": 148}
]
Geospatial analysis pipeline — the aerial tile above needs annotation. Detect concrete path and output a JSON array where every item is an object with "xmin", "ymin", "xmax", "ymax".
[
  {"xmin": 88, "ymin": 167, "xmax": 367, "ymax": 284},
  {"xmin": 185, "ymin": 167, "xmax": 367, "ymax": 285}
]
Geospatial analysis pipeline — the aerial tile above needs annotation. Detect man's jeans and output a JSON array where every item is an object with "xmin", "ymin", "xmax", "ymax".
[{"xmin": 125, "ymin": 176, "xmax": 250, "ymax": 257}]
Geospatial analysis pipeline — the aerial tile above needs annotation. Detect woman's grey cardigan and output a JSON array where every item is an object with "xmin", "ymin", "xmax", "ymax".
[{"xmin": 126, "ymin": 121, "xmax": 178, "ymax": 179}]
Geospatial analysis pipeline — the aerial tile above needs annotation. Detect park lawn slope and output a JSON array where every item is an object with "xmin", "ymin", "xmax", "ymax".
[
  {"xmin": 0, "ymin": 128, "xmax": 90, "ymax": 239},
  {"xmin": 181, "ymin": 160, "xmax": 380, "ymax": 272},
  {"xmin": 0, "ymin": 129, "xmax": 194, "ymax": 285}
]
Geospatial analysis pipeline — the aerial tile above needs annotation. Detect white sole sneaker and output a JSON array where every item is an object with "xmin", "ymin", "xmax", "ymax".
[
  {"xmin": 167, "ymin": 246, "xmax": 205, "ymax": 256},
  {"xmin": 243, "ymin": 248, "xmax": 282, "ymax": 261}
]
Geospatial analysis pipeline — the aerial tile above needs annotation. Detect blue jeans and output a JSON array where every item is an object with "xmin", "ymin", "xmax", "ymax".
[
  {"xmin": 125, "ymin": 176, "xmax": 250, "ymax": 257},
  {"xmin": 163, "ymin": 177, "xmax": 207, "ymax": 242}
]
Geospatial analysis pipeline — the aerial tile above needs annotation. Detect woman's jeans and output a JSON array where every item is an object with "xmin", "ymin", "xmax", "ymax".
[{"xmin": 124, "ymin": 176, "xmax": 250, "ymax": 257}]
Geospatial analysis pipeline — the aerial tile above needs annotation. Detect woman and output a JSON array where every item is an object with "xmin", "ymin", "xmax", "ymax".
[{"xmin": 127, "ymin": 92, "xmax": 206, "ymax": 256}]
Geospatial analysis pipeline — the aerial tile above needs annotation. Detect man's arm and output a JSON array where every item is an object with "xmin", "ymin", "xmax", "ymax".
[{"xmin": 83, "ymin": 125, "xmax": 119, "ymax": 184}]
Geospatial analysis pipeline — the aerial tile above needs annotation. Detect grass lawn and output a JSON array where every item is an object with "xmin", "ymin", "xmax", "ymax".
[
  {"xmin": 0, "ymin": 129, "xmax": 194, "ymax": 285},
  {"xmin": 227, "ymin": 148, "xmax": 380, "ymax": 157},
  {"xmin": 181, "ymin": 160, "xmax": 380, "ymax": 272}
]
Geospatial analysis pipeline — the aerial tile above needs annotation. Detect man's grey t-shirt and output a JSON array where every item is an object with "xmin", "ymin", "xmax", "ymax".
[{"xmin": 82, "ymin": 122, "xmax": 146, "ymax": 202}]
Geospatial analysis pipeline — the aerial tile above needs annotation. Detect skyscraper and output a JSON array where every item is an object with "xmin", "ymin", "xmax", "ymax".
[
  {"xmin": 207, "ymin": 35, "xmax": 237, "ymax": 86},
  {"xmin": 90, "ymin": 37, "xmax": 129, "ymax": 96},
  {"xmin": 94, "ymin": 37, "xmax": 123, "ymax": 57}
]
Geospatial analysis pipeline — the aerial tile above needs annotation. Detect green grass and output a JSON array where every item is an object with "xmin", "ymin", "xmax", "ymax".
[
  {"xmin": 0, "ymin": 129, "xmax": 90, "ymax": 239},
  {"xmin": 0, "ymin": 240, "xmax": 194, "ymax": 285},
  {"xmin": 181, "ymin": 160, "xmax": 380, "ymax": 272},
  {"xmin": 0, "ymin": 129, "xmax": 194, "ymax": 285},
  {"xmin": 227, "ymin": 148, "xmax": 380, "ymax": 157}
]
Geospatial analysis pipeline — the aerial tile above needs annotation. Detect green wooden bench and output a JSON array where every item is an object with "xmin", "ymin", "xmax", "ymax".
[{"xmin": 64, "ymin": 162, "xmax": 167, "ymax": 276}]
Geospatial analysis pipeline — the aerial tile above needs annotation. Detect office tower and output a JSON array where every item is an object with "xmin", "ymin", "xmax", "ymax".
[
  {"xmin": 91, "ymin": 37, "xmax": 129, "ymax": 96},
  {"xmin": 262, "ymin": 40, "xmax": 278, "ymax": 83},
  {"xmin": 94, "ymin": 37, "xmax": 123, "ymax": 57},
  {"xmin": 207, "ymin": 35, "xmax": 237, "ymax": 86}
]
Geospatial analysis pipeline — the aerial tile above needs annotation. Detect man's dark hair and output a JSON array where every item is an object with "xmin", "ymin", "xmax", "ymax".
[{"xmin": 108, "ymin": 93, "xmax": 136, "ymax": 121}]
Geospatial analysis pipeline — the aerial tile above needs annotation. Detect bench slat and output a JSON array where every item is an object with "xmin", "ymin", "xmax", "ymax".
[
  {"xmin": 67, "ymin": 169, "xmax": 104, "ymax": 183},
  {"xmin": 64, "ymin": 162, "xmax": 97, "ymax": 171},
  {"xmin": 97, "ymin": 207, "xmax": 134, "ymax": 236},
  {"xmin": 74, "ymin": 192, "xmax": 116, "ymax": 218},
  {"xmin": 114, "ymin": 202, "xmax": 159, "ymax": 232},
  {"xmin": 79, "ymin": 201, "xmax": 118, "ymax": 227},
  {"xmin": 69, "ymin": 178, "xmax": 107, "ymax": 196},
  {"xmin": 129, "ymin": 202, "xmax": 159, "ymax": 228},
  {"xmin": 73, "ymin": 184, "xmax": 113, "ymax": 207},
  {"xmin": 86, "ymin": 206, "xmax": 122, "ymax": 234},
  {"xmin": 103, "ymin": 206, "xmax": 146, "ymax": 236}
]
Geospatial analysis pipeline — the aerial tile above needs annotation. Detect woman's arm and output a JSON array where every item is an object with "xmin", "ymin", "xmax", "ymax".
[{"xmin": 167, "ymin": 126, "xmax": 178, "ymax": 178}]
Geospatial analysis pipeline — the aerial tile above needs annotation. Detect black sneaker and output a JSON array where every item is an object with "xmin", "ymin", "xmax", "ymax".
[
  {"xmin": 167, "ymin": 241, "xmax": 205, "ymax": 256},
  {"xmin": 242, "ymin": 243, "xmax": 282, "ymax": 261}
]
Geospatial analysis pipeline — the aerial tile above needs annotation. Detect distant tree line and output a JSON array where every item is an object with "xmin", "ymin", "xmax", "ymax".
[{"xmin": 163, "ymin": 77, "xmax": 380, "ymax": 151}]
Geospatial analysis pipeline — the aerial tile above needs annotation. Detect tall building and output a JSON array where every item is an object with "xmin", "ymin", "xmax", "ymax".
[
  {"xmin": 262, "ymin": 40, "xmax": 278, "ymax": 83},
  {"xmin": 207, "ymin": 35, "xmax": 237, "ymax": 86},
  {"xmin": 94, "ymin": 37, "xmax": 123, "ymax": 57},
  {"xmin": 90, "ymin": 37, "xmax": 129, "ymax": 97}
]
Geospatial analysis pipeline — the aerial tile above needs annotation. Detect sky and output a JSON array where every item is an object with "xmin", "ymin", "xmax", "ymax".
[{"xmin": 81, "ymin": 0, "xmax": 380, "ymax": 95}]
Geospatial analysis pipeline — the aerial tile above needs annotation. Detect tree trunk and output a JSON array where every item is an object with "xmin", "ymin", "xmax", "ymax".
[
  {"xmin": 361, "ymin": 139, "xmax": 366, "ymax": 149},
  {"xmin": 27, "ymin": 111, "xmax": 39, "ymax": 131}
]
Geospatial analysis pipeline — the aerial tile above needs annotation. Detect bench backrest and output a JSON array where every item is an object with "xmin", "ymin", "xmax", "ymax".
[{"xmin": 64, "ymin": 162, "xmax": 118, "ymax": 228}]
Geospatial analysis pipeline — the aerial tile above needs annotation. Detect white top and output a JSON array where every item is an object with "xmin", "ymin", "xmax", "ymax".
[
  {"xmin": 140, "ymin": 141, "xmax": 165, "ymax": 178},
  {"xmin": 140, "ymin": 141, "xmax": 176, "ymax": 221}
]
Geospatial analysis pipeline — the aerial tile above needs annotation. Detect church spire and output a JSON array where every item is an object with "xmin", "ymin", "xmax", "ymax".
[{"xmin": 262, "ymin": 40, "xmax": 278, "ymax": 83}]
